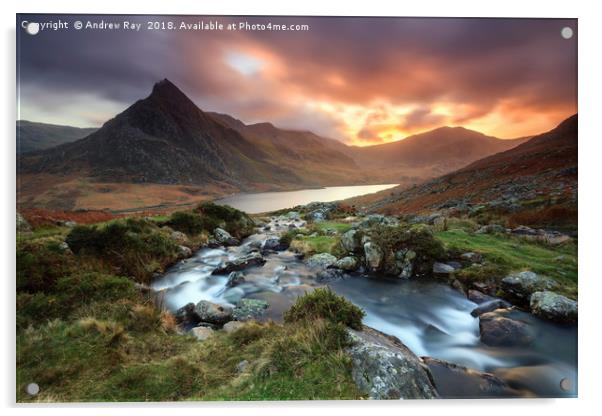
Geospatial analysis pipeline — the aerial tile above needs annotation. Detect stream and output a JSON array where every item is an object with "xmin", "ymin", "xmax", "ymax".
[{"xmin": 152, "ymin": 215, "xmax": 577, "ymax": 399}]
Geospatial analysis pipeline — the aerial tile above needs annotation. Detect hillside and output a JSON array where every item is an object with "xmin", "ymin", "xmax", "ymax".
[
  {"xmin": 351, "ymin": 114, "xmax": 577, "ymax": 218},
  {"xmin": 16, "ymin": 120, "xmax": 97, "ymax": 154}
]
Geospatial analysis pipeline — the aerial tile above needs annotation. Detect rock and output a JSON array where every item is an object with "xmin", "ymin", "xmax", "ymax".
[
  {"xmin": 16, "ymin": 212, "xmax": 31, "ymax": 233},
  {"xmin": 232, "ymin": 298, "xmax": 269, "ymax": 321},
  {"xmin": 191, "ymin": 326, "xmax": 215, "ymax": 341},
  {"xmin": 451, "ymin": 279, "xmax": 466, "ymax": 296},
  {"xmin": 468, "ymin": 290, "xmax": 494, "ymax": 304},
  {"xmin": 63, "ymin": 220, "xmax": 77, "ymax": 228},
  {"xmin": 346, "ymin": 326, "xmax": 438, "ymax": 399},
  {"xmin": 177, "ymin": 245, "xmax": 192, "ymax": 258},
  {"xmin": 540, "ymin": 231, "xmax": 571, "ymax": 245},
  {"xmin": 433, "ymin": 262, "xmax": 456, "ymax": 274},
  {"xmin": 306, "ymin": 253, "xmax": 337, "ymax": 269},
  {"xmin": 394, "ymin": 249, "xmax": 416, "ymax": 279},
  {"xmin": 226, "ymin": 271, "xmax": 245, "ymax": 288},
  {"xmin": 530, "ymin": 291, "xmax": 577, "ymax": 324},
  {"xmin": 422, "ymin": 357, "xmax": 516, "ymax": 398},
  {"xmin": 475, "ymin": 224, "xmax": 505, "ymax": 234},
  {"xmin": 363, "ymin": 242, "xmax": 384, "ymax": 271},
  {"xmin": 285, "ymin": 211, "xmax": 301, "ymax": 220},
  {"xmin": 223, "ymin": 321, "xmax": 245, "ymax": 333},
  {"xmin": 214, "ymin": 227, "xmax": 239, "ymax": 246},
  {"xmin": 341, "ymin": 229, "xmax": 360, "ymax": 253},
  {"xmin": 261, "ymin": 236, "xmax": 281, "ymax": 251},
  {"xmin": 212, "ymin": 252, "xmax": 266, "ymax": 274},
  {"xmin": 356, "ymin": 214, "xmax": 400, "ymax": 229},
  {"xmin": 235, "ymin": 359, "xmax": 249, "ymax": 373},
  {"xmin": 175, "ymin": 302, "xmax": 200, "ymax": 327},
  {"xmin": 308, "ymin": 209, "xmax": 327, "ymax": 222},
  {"xmin": 500, "ymin": 271, "xmax": 558, "ymax": 306},
  {"xmin": 432, "ymin": 216, "xmax": 448, "ymax": 232},
  {"xmin": 461, "ymin": 252, "xmax": 482, "ymax": 263},
  {"xmin": 470, "ymin": 299, "xmax": 512, "ymax": 317},
  {"xmin": 334, "ymin": 256, "xmax": 359, "ymax": 271},
  {"xmin": 170, "ymin": 231, "xmax": 189, "ymax": 244},
  {"xmin": 510, "ymin": 225, "xmax": 538, "ymax": 236},
  {"xmin": 479, "ymin": 312, "xmax": 535, "ymax": 346},
  {"xmin": 58, "ymin": 241, "xmax": 72, "ymax": 253},
  {"xmin": 195, "ymin": 300, "xmax": 233, "ymax": 326},
  {"xmin": 315, "ymin": 268, "xmax": 345, "ymax": 283}
]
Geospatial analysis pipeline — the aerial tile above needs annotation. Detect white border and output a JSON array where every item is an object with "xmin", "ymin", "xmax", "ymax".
[{"xmin": 3, "ymin": 0, "xmax": 602, "ymax": 415}]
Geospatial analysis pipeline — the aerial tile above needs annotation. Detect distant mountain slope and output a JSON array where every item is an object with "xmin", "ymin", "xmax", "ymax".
[
  {"xmin": 348, "ymin": 126, "xmax": 529, "ymax": 177},
  {"xmin": 353, "ymin": 114, "xmax": 577, "ymax": 215},
  {"xmin": 18, "ymin": 79, "xmax": 361, "ymax": 189},
  {"xmin": 16, "ymin": 120, "xmax": 97, "ymax": 153}
]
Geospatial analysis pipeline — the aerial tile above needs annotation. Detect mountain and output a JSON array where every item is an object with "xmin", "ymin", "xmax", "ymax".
[
  {"xmin": 18, "ymin": 79, "xmax": 361, "ymax": 189},
  {"xmin": 352, "ymin": 114, "xmax": 577, "ymax": 216},
  {"xmin": 16, "ymin": 120, "xmax": 97, "ymax": 153},
  {"xmin": 347, "ymin": 126, "xmax": 529, "ymax": 178}
]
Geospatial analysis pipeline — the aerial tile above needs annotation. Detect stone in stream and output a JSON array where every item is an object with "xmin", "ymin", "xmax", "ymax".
[
  {"xmin": 213, "ymin": 227, "xmax": 240, "ymax": 246},
  {"xmin": 529, "ymin": 291, "xmax": 577, "ymax": 324},
  {"xmin": 334, "ymin": 256, "xmax": 359, "ymax": 271},
  {"xmin": 422, "ymin": 357, "xmax": 517, "ymax": 398},
  {"xmin": 315, "ymin": 268, "xmax": 345, "ymax": 283},
  {"xmin": 195, "ymin": 300, "xmax": 233, "ymax": 326},
  {"xmin": 470, "ymin": 299, "xmax": 512, "ymax": 317},
  {"xmin": 479, "ymin": 311, "xmax": 535, "ymax": 347},
  {"xmin": 212, "ymin": 252, "xmax": 266, "ymax": 274},
  {"xmin": 225, "ymin": 271, "xmax": 245, "ymax": 288},
  {"xmin": 500, "ymin": 271, "xmax": 558, "ymax": 306},
  {"xmin": 306, "ymin": 253, "xmax": 337, "ymax": 269},
  {"xmin": 346, "ymin": 326, "xmax": 438, "ymax": 399},
  {"xmin": 468, "ymin": 289, "xmax": 494, "ymax": 304},
  {"xmin": 261, "ymin": 236, "xmax": 281, "ymax": 251},
  {"xmin": 232, "ymin": 298, "xmax": 269, "ymax": 321},
  {"xmin": 433, "ymin": 262, "xmax": 456, "ymax": 274}
]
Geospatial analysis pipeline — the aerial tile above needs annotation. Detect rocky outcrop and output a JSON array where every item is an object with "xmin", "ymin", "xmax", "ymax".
[
  {"xmin": 306, "ymin": 253, "xmax": 337, "ymax": 269},
  {"xmin": 530, "ymin": 291, "xmax": 577, "ymax": 324},
  {"xmin": 500, "ymin": 271, "xmax": 558, "ymax": 306},
  {"xmin": 479, "ymin": 311, "xmax": 535, "ymax": 346},
  {"xmin": 346, "ymin": 326, "xmax": 438, "ymax": 399},
  {"xmin": 212, "ymin": 252, "xmax": 266, "ymax": 274},
  {"xmin": 363, "ymin": 242, "xmax": 384, "ymax": 271},
  {"xmin": 422, "ymin": 357, "xmax": 516, "ymax": 398}
]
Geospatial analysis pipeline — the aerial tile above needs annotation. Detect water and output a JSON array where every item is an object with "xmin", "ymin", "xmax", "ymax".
[
  {"xmin": 152, "ymin": 215, "xmax": 577, "ymax": 398},
  {"xmin": 214, "ymin": 184, "xmax": 398, "ymax": 214}
]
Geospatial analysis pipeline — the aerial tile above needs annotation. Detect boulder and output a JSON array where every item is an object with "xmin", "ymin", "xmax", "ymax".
[
  {"xmin": 177, "ymin": 245, "xmax": 192, "ymax": 258},
  {"xmin": 356, "ymin": 214, "xmax": 400, "ymax": 229},
  {"xmin": 212, "ymin": 252, "xmax": 266, "ymax": 274},
  {"xmin": 394, "ymin": 249, "xmax": 416, "ymax": 279},
  {"xmin": 433, "ymin": 262, "xmax": 456, "ymax": 274},
  {"xmin": 223, "ymin": 321, "xmax": 245, "ymax": 333},
  {"xmin": 232, "ymin": 298, "xmax": 269, "ymax": 321},
  {"xmin": 479, "ymin": 311, "xmax": 535, "ymax": 347},
  {"xmin": 341, "ymin": 229, "xmax": 359, "ymax": 252},
  {"xmin": 363, "ymin": 242, "xmax": 384, "ymax": 271},
  {"xmin": 315, "ymin": 268, "xmax": 345, "ymax": 283},
  {"xmin": 225, "ymin": 271, "xmax": 246, "ymax": 288},
  {"xmin": 214, "ymin": 227, "xmax": 239, "ymax": 246},
  {"xmin": 306, "ymin": 253, "xmax": 337, "ymax": 269},
  {"xmin": 170, "ymin": 230, "xmax": 189, "ymax": 245},
  {"xmin": 191, "ymin": 326, "xmax": 215, "ymax": 341},
  {"xmin": 422, "ymin": 357, "xmax": 516, "ymax": 398},
  {"xmin": 470, "ymin": 299, "xmax": 512, "ymax": 317},
  {"xmin": 175, "ymin": 302, "xmax": 200, "ymax": 327},
  {"xmin": 195, "ymin": 300, "xmax": 233, "ymax": 326},
  {"xmin": 500, "ymin": 271, "xmax": 558, "ymax": 306},
  {"xmin": 334, "ymin": 256, "xmax": 359, "ymax": 271},
  {"xmin": 261, "ymin": 236, "xmax": 281, "ymax": 251},
  {"xmin": 346, "ymin": 326, "xmax": 438, "ymax": 399},
  {"xmin": 530, "ymin": 291, "xmax": 577, "ymax": 324},
  {"xmin": 468, "ymin": 290, "xmax": 494, "ymax": 304}
]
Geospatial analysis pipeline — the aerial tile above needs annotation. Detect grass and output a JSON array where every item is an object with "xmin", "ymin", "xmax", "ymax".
[
  {"xmin": 315, "ymin": 221, "xmax": 353, "ymax": 234},
  {"xmin": 435, "ymin": 229, "xmax": 577, "ymax": 294},
  {"xmin": 289, "ymin": 235, "xmax": 338, "ymax": 256}
]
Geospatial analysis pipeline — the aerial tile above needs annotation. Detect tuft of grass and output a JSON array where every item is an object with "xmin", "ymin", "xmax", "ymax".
[
  {"xmin": 315, "ymin": 221, "xmax": 353, "ymax": 234},
  {"xmin": 289, "ymin": 235, "xmax": 338, "ymax": 256},
  {"xmin": 284, "ymin": 287, "xmax": 365, "ymax": 330}
]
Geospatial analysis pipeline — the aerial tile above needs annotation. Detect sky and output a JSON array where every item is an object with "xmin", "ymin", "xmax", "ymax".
[{"xmin": 17, "ymin": 15, "xmax": 577, "ymax": 146}]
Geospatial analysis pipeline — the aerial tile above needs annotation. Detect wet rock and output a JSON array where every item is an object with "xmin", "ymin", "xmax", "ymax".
[
  {"xmin": 191, "ymin": 326, "xmax": 215, "ymax": 341},
  {"xmin": 214, "ymin": 227, "xmax": 239, "ymax": 246},
  {"xmin": 461, "ymin": 252, "xmax": 482, "ymax": 263},
  {"xmin": 500, "ymin": 271, "xmax": 558, "ymax": 306},
  {"xmin": 451, "ymin": 279, "xmax": 466, "ymax": 296},
  {"xmin": 422, "ymin": 357, "xmax": 517, "ymax": 398},
  {"xmin": 232, "ymin": 298, "xmax": 269, "ymax": 321},
  {"xmin": 468, "ymin": 289, "xmax": 494, "ymax": 304},
  {"xmin": 364, "ymin": 242, "xmax": 384, "ymax": 271},
  {"xmin": 212, "ymin": 252, "xmax": 266, "ymax": 274},
  {"xmin": 226, "ymin": 271, "xmax": 245, "ymax": 288},
  {"xmin": 346, "ymin": 326, "xmax": 438, "ymax": 399},
  {"xmin": 16, "ymin": 212, "xmax": 31, "ymax": 233},
  {"xmin": 223, "ymin": 321, "xmax": 245, "ymax": 333},
  {"xmin": 394, "ymin": 249, "xmax": 415, "ymax": 278},
  {"xmin": 479, "ymin": 311, "xmax": 535, "ymax": 346},
  {"xmin": 195, "ymin": 300, "xmax": 233, "ymax": 326},
  {"xmin": 175, "ymin": 302, "xmax": 201, "ymax": 327},
  {"xmin": 334, "ymin": 256, "xmax": 359, "ymax": 271},
  {"xmin": 471, "ymin": 299, "xmax": 512, "ymax": 317},
  {"xmin": 315, "ymin": 268, "xmax": 345, "ymax": 283},
  {"xmin": 341, "ymin": 229, "xmax": 360, "ymax": 252},
  {"xmin": 530, "ymin": 291, "xmax": 577, "ymax": 324},
  {"xmin": 433, "ymin": 262, "xmax": 456, "ymax": 274},
  {"xmin": 261, "ymin": 236, "xmax": 281, "ymax": 251},
  {"xmin": 177, "ymin": 245, "xmax": 192, "ymax": 258},
  {"xmin": 306, "ymin": 253, "xmax": 337, "ymax": 269}
]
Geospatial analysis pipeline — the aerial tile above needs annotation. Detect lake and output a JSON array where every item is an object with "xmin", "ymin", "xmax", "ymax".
[{"xmin": 214, "ymin": 184, "xmax": 398, "ymax": 214}]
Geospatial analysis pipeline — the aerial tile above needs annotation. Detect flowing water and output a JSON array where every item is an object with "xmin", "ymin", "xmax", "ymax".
[
  {"xmin": 214, "ymin": 184, "xmax": 398, "ymax": 214},
  {"xmin": 152, "ymin": 214, "xmax": 577, "ymax": 399}
]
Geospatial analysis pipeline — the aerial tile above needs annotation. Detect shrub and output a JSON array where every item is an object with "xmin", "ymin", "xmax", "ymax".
[
  {"xmin": 167, "ymin": 211, "xmax": 205, "ymax": 235},
  {"xmin": 284, "ymin": 288, "xmax": 364, "ymax": 330},
  {"xmin": 17, "ymin": 238, "xmax": 75, "ymax": 293},
  {"xmin": 195, "ymin": 202, "xmax": 254, "ymax": 238}
]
